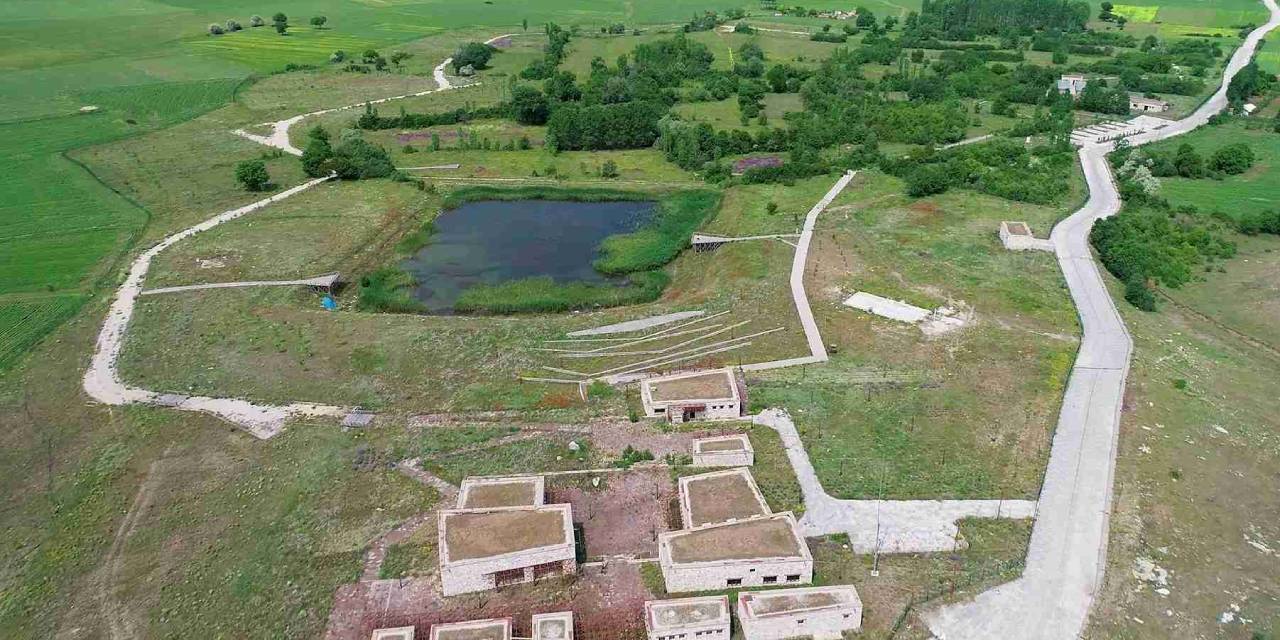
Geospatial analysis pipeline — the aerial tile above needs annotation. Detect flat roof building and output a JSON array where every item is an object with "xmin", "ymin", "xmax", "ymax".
[
  {"xmin": 1129, "ymin": 95, "xmax": 1170, "ymax": 113},
  {"xmin": 644, "ymin": 596, "xmax": 731, "ymax": 640},
  {"xmin": 641, "ymin": 368, "xmax": 742, "ymax": 423},
  {"xmin": 657, "ymin": 512, "xmax": 813, "ymax": 593},
  {"xmin": 457, "ymin": 475, "xmax": 545, "ymax": 509},
  {"xmin": 429, "ymin": 618, "xmax": 512, "ymax": 640},
  {"xmin": 371, "ymin": 627, "xmax": 415, "ymax": 640},
  {"xmin": 530, "ymin": 611, "xmax": 574, "ymax": 640},
  {"xmin": 737, "ymin": 585, "xmax": 863, "ymax": 640},
  {"xmin": 677, "ymin": 468, "xmax": 771, "ymax": 529},
  {"xmin": 998, "ymin": 221, "xmax": 1054, "ymax": 252},
  {"xmin": 1057, "ymin": 73, "xmax": 1088, "ymax": 96},
  {"xmin": 437, "ymin": 504, "xmax": 576, "ymax": 596},
  {"xmin": 691, "ymin": 433, "xmax": 754, "ymax": 467}
]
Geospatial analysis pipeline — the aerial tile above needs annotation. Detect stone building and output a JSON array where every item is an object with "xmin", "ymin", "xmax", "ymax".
[
  {"xmin": 531, "ymin": 611, "xmax": 574, "ymax": 640},
  {"xmin": 1057, "ymin": 74, "xmax": 1088, "ymax": 97},
  {"xmin": 644, "ymin": 596, "xmax": 731, "ymax": 640},
  {"xmin": 677, "ymin": 468, "xmax": 771, "ymax": 529},
  {"xmin": 641, "ymin": 368, "xmax": 742, "ymax": 423},
  {"xmin": 370, "ymin": 627, "xmax": 415, "ymax": 640},
  {"xmin": 736, "ymin": 585, "xmax": 863, "ymax": 640},
  {"xmin": 1129, "ymin": 95, "xmax": 1170, "ymax": 113},
  {"xmin": 456, "ymin": 475, "xmax": 545, "ymax": 509},
  {"xmin": 998, "ymin": 221, "xmax": 1054, "ymax": 252},
  {"xmin": 437, "ymin": 503, "xmax": 576, "ymax": 596},
  {"xmin": 429, "ymin": 618, "xmax": 511, "ymax": 640},
  {"xmin": 691, "ymin": 434, "xmax": 754, "ymax": 467},
  {"xmin": 657, "ymin": 512, "xmax": 812, "ymax": 593}
]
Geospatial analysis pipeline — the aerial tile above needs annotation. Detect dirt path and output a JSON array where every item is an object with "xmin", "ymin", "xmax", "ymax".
[
  {"xmin": 82, "ymin": 175, "xmax": 343, "ymax": 438},
  {"xmin": 100, "ymin": 449, "xmax": 171, "ymax": 640},
  {"xmin": 233, "ymin": 34, "xmax": 516, "ymax": 157}
]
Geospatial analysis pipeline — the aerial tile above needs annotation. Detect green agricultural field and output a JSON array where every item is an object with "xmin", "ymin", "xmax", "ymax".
[
  {"xmin": 1141, "ymin": 120, "xmax": 1280, "ymax": 216},
  {"xmin": 0, "ymin": 295, "xmax": 86, "ymax": 370}
]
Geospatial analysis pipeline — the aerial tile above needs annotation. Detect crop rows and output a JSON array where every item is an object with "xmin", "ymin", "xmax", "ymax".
[{"xmin": 0, "ymin": 295, "xmax": 86, "ymax": 370}]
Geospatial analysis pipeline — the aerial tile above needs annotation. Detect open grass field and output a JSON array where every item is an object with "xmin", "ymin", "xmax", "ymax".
[
  {"xmin": 747, "ymin": 170, "xmax": 1082, "ymax": 499},
  {"xmin": 1085, "ymin": 259, "xmax": 1280, "ymax": 640},
  {"xmin": 1140, "ymin": 119, "xmax": 1280, "ymax": 216}
]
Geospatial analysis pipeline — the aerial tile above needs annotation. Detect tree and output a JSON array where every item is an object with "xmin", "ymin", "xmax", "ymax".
[
  {"xmin": 601, "ymin": 159, "xmax": 619, "ymax": 178},
  {"xmin": 544, "ymin": 70, "xmax": 582, "ymax": 102},
  {"xmin": 330, "ymin": 50, "xmax": 346, "ymax": 63},
  {"xmin": 301, "ymin": 137, "xmax": 333, "ymax": 177},
  {"xmin": 511, "ymin": 85, "xmax": 550, "ymax": 125},
  {"xmin": 249, "ymin": 15, "xmax": 264, "ymax": 27},
  {"xmin": 389, "ymin": 51, "xmax": 412, "ymax": 70},
  {"xmin": 766, "ymin": 201, "xmax": 778, "ymax": 215},
  {"xmin": 451, "ymin": 42, "xmax": 494, "ymax": 73},
  {"xmin": 310, "ymin": 16, "xmax": 327, "ymax": 29},
  {"xmin": 272, "ymin": 12, "xmax": 288, "ymax": 35},
  {"xmin": 362, "ymin": 49, "xmax": 380, "ymax": 64},
  {"xmin": 522, "ymin": 18, "xmax": 529, "ymax": 31},
  {"xmin": 208, "ymin": 23, "xmax": 225, "ymax": 35},
  {"xmin": 225, "ymin": 19, "xmax": 242, "ymax": 32},
  {"xmin": 906, "ymin": 163, "xmax": 952, "ymax": 196},
  {"xmin": 431, "ymin": 133, "xmax": 441, "ymax": 151},
  {"xmin": 235, "ymin": 160, "xmax": 270, "ymax": 191},
  {"xmin": 1209, "ymin": 143, "xmax": 1254, "ymax": 175},
  {"xmin": 1174, "ymin": 143, "xmax": 1205, "ymax": 178},
  {"xmin": 1052, "ymin": 49, "xmax": 1068, "ymax": 64},
  {"xmin": 856, "ymin": 8, "xmax": 877, "ymax": 28}
]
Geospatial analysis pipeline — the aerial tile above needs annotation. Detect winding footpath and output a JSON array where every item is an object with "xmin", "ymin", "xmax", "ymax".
[
  {"xmin": 83, "ymin": 176, "xmax": 344, "ymax": 438},
  {"xmin": 82, "ymin": 34, "xmax": 516, "ymax": 436},
  {"xmin": 232, "ymin": 34, "xmax": 516, "ymax": 156},
  {"xmin": 926, "ymin": 2, "xmax": 1280, "ymax": 637}
]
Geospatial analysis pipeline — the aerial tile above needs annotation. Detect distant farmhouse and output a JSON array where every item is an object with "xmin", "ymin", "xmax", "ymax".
[
  {"xmin": 437, "ymin": 475, "xmax": 576, "ymax": 596},
  {"xmin": 1057, "ymin": 73, "xmax": 1088, "ymax": 97},
  {"xmin": 641, "ymin": 368, "xmax": 743, "ymax": 423},
  {"xmin": 1129, "ymin": 94, "xmax": 1170, "ymax": 113}
]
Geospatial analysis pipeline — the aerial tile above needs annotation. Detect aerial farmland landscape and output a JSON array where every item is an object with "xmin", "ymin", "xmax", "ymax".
[{"xmin": 1, "ymin": 0, "xmax": 1278, "ymax": 638}]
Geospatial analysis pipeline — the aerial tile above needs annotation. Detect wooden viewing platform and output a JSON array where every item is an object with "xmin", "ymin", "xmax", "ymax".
[{"xmin": 140, "ymin": 273, "xmax": 341, "ymax": 296}]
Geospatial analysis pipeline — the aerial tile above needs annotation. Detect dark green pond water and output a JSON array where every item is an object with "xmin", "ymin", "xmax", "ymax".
[{"xmin": 401, "ymin": 199, "xmax": 656, "ymax": 313}]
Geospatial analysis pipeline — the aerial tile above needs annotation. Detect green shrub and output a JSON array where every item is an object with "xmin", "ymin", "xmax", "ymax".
[
  {"xmin": 593, "ymin": 190, "xmax": 720, "ymax": 274},
  {"xmin": 234, "ymin": 159, "xmax": 269, "ymax": 191},
  {"xmin": 454, "ymin": 271, "xmax": 670, "ymax": 314},
  {"xmin": 357, "ymin": 268, "xmax": 424, "ymax": 313}
]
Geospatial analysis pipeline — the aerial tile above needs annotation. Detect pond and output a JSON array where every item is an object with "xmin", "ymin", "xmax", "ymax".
[{"xmin": 401, "ymin": 199, "xmax": 657, "ymax": 313}]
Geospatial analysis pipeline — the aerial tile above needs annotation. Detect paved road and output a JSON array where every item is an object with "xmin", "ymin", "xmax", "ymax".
[{"xmin": 926, "ymin": 2, "xmax": 1280, "ymax": 637}]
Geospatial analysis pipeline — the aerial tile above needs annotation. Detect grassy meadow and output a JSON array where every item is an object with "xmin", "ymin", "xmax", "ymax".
[{"xmin": 1139, "ymin": 119, "xmax": 1280, "ymax": 216}]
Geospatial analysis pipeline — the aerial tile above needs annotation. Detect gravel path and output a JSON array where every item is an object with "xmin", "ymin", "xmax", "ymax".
[
  {"xmin": 925, "ymin": 2, "xmax": 1280, "ymax": 637},
  {"xmin": 82, "ymin": 176, "xmax": 343, "ymax": 438},
  {"xmin": 741, "ymin": 170, "xmax": 856, "ymax": 372},
  {"xmin": 232, "ymin": 34, "xmax": 516, "ymax": 157}
]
